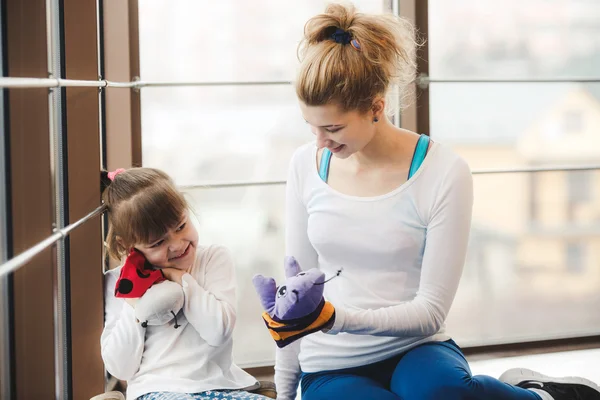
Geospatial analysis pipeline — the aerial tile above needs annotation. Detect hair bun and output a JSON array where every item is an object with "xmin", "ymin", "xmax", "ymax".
[
  {"xmin": 303, "ymin": 3, "xmax": 358, "ymax": 44},
  {"xmin": 297, "ymin": 3, "xmax": 419, "ymax": 113}
]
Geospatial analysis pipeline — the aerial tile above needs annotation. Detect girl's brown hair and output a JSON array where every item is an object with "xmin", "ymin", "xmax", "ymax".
[
  {"xmin": 101, "ymin": 168, "xmax": 188, "ymax": 260},
  {"xmin": 296, "ymin": 3, "xmax": 419, "ymax": 113}
]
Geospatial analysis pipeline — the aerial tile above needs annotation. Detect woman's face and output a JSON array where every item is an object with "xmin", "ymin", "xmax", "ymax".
[{"xmin": 299, "ymin": 101, "xmax": 379, "ymax": 159}]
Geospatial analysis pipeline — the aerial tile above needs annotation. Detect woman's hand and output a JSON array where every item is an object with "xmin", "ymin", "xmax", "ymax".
[{"xmin": 160, "ymin": 267, "xmax": 186, "ymax": 285}]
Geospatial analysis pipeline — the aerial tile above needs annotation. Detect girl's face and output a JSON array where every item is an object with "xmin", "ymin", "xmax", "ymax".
[
  {"xmin": 135, "ymin": 211, "xmax": 199, "ymax": 271},
  {"xmin": 299, "ymin": 101, "xmax": 379, "ymax": 159}
]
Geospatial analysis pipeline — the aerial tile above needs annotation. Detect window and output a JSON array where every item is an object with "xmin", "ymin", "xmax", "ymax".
[
  {"xmin": 429, "ymin": 1, "xmax": 600, "ymax": 81},
  {"xmin": 568, "ymin": 170, "xmax": 592, "ymax": 203},
  {"xmin": 529, "ymin": 172, "xmax": 539, "ymax": 224},
  {"xmin": 566, "ymin": 242, "xmax": 586, "ymax": 274},
  {"xmin": 563, "ymin": 110, "xmax": 584, "ymax": 134},
  {"xmin": 567, "ymin": 170, "xmax": 593, "ymax": 221},
  {"xmin": 430, "ymin": 0, "xmax": 600, "ymax": 346}
]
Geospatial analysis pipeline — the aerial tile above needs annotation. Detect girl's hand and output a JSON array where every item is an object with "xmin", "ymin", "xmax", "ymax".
[{"xmin": 161, "ymin": 268, "xmax": 186, "ymax": 285}]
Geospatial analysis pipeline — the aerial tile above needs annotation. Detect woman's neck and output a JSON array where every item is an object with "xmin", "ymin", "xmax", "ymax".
[{"xmin": 351, "ymin": 118, "xmax": 418, "ymax": 168}]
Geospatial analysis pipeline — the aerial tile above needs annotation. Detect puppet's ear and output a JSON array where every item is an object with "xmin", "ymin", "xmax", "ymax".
[
  {"xmin": 252, "ymin": 275, "xmax": 276, "ymax": 314},
  {"xmin": 284, "ymin": 256, "xmax": 301, "ymax": 278}
]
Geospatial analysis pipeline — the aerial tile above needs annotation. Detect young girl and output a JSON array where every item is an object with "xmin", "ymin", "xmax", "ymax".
[
  {"xmin": 275, "ymin": 4, "xmax": 600, "ymax": 400},
  {"xmin": 100, "ymin": 167, "xmax": 270, "ymax": 400}
]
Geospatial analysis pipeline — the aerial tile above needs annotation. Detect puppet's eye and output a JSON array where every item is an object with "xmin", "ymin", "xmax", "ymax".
[
  {"xmin": 277, "ymin": 285, "xmax": 287, "ymax": 298},
  {"xmin": 297, "ymin": 272, "xmax": 306, "ymax": 277}
]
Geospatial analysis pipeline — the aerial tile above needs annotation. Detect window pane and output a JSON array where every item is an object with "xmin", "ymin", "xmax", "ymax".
[
  {"xmin": 447, "ymin": 170, "xmax": 600, "ymax": 345},
  {"xmin": 138, "ymin": 0, "xmax": 388, "ymax": 82},
  {"xmin": 141, "ymin": 85, "xmax": 312, "ymax": 184},
  {"xmin": 429, "ymin": 0, "xmax": 600, "ymax": 79},
  {"xmin": 184, "ymin": 185, "xmax": 287, "ymax": 367},
  {"xmin": 430, "ymin": 82, "xmax": 600, "ymax": 169}
]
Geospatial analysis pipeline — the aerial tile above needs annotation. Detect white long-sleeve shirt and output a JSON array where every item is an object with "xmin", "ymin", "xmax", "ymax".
[
  {"xmin": 101, "ymin": 245, "xmax": 257, "ymax": 400},
  {"xmin": 275, "ymin": 141, "xmax": 474, "ymax": 399}
]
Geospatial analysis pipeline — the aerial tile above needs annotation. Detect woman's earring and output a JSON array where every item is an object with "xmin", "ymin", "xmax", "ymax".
[{"xmin": 373, "ymin": 117, "xmax": 379, "ymax": 123}]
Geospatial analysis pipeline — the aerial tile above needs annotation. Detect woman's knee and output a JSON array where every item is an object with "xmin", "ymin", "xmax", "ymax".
[
  {"xmin": 398, "ymin": 378, "xmax": 473, "ymax": 400},
  {"xmin": 391, "ymin": 341, "xmax": 473, "ymax": 400},
  {"xmin": 302, "ymin": 374, "xmax": 400, "ymax": 400}
]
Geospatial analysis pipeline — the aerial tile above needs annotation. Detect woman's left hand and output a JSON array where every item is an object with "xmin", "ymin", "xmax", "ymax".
[{"xmin": 160, "ymin": 267, "xmax": 186, "ymax": 285}]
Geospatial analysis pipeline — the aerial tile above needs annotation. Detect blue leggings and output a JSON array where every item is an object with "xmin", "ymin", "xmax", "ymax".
[{"xmin": 301, "ymin": 340, "xmax": 542, "ymax": 400}]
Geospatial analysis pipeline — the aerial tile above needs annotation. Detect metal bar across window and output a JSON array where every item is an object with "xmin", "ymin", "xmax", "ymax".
[
  {"xmin": 180, "ymin": 164, "xmax": 600, "ymax": 190},
  {"xmin": 134, "ymin": 80, "xmax": 293, "ymax": 88},
  {"xmin": 416, "ymin": 73, "xmax": 600, "ymax": 88},
  {"xmin": 0, "ymin": 77, "xmax": 293, "ymax": 89},
  {"xmin": 0, "ymin": 205, "xmax": 106, "ymax": 280},
  {"xmin": 472, "ymin": 164, "xmax": 600, "ymax": 174},
  {"xmin": 0, "ymin": 77, "xmax": 113, "ymax": 88},
  {"xmin": 3, "ymin": 76, "xmax": 600, "ymax": 90}
]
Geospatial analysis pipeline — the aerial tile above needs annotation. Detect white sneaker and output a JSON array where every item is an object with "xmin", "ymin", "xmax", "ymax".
[{"xmin": 500, "ymin": 368, "xmax": 600, "ymax": 400}]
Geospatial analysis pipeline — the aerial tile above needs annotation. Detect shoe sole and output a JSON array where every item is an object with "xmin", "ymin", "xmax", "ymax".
[{"xmin": 500, "ymin": 368, "xmax": 600, "ymax": 397}]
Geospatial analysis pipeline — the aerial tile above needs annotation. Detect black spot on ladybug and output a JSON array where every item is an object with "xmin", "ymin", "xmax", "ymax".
[
  {"xmin": 136, "ymin": 268, "xmax": 151, "ymax": 279},
  {"xmin": 117, "ymin": 278, "xmax": 133, "ymax": 294}
]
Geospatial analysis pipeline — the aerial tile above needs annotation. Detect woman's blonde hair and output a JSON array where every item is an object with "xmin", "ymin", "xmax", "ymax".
[
  {"xmin": 101, "ymin": 168, "xmax": 188, "ymax": 260},
  {"xmin": 296, "ymin": 3, "xmax": 419, "ymax": 114}
]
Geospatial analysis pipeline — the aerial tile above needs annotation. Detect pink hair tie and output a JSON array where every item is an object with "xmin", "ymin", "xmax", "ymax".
[{"xmin": 107, "ymin": 168, "xmax": 125, "ymax": 181}]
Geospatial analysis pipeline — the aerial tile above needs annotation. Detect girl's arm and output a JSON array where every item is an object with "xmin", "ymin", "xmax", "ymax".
[
  {"xmin": 327, "ymin": 158, "xmax": 474, "ymax": 338},
  {"xmin": 181, "ymin": 246, "xmax": 237, "ymax": 347},
  {"xmin": 100, "ymin": 269, "xmax": 146, "ymax": 381}
]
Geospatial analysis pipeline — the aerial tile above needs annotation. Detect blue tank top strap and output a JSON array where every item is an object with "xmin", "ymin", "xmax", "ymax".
[
  {"xmin": 319, "ymin": 135, "xmax": 429, "ymax": 183},
  {"xmin": 319, "ymin": 148, "xmax": 333, "ymax": 182},
  {"xmin": 408, "ymin": 134, "xmax": 430, "ymax": 179}
]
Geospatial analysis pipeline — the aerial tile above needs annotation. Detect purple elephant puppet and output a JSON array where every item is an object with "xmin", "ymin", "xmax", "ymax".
[{"xmin": 252, "ymin": 256, "xmax": 337, "ymax": 348}]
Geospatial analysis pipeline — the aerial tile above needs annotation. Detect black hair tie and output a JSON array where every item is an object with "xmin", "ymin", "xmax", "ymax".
[{"xmin": 331, "ymin": 28, "xmax": 352, "ymax": 45}]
